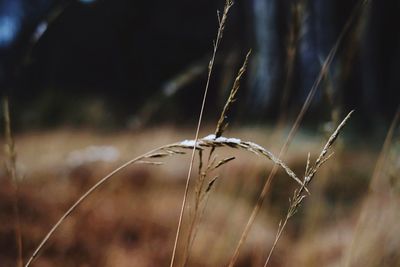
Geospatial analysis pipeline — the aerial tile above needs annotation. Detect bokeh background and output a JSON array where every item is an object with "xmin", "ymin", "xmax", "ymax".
[{"xmin": 0, "ymin": 0, "xmax": 399, "ymax": 266}]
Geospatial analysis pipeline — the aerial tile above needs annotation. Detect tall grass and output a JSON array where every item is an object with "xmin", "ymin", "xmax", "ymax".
[
  {"xmin": 343, "ymin": 107, "xmax": 400, "ymax": 267},
  {"xmin": 263, "ymin": 111, "xmax": 353, "ymax": 266},
  {"xmin": 228, "ymin": 1, "xmax": 369, "ymax": 265},
  {"xmin": 170, "ymin": 1, "xmax": 233, "ymax": 266},
  {"xmin": 2, "ymin": 98, "xmax": 23, "ymax": 267},
  {"xmin": 181, "ymin": 50, "xmax": 251, "ymax": 266},
  {"xmin": 4, "ymin": 0, "xmax": 397, "ymax": 266}
]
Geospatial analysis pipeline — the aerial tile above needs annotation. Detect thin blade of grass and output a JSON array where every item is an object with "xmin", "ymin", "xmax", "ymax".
[
  {"xmin": 342, "ymin": 105, "xmax": 400, "ymax": 267},
  {"xmin": 2, "ymin": 98, "xmax": 23, "ymax": 267},
  {"xmin": 228, "ymin": 1, "xmax": 368, "ymax": 265},
  {"xmin": 169, "ymin": 1, "xmax": 233, "ymax": 266}
]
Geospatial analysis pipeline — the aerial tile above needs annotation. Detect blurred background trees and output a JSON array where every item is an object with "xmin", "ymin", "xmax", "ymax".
[{"xmin": 0, "ymin": 0, "xmax": 399, "ymax": 129}]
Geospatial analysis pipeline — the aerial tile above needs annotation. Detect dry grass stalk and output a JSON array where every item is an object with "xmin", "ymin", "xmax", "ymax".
[
  {"xmin": 2, "ymin": 98, "xmax": 24, "ymax": 267},
  {"xmin": 21, "ymin": 1, "xmax": 370, "ymax": 266},
  {"xmin": 176, "ymin": 135, "xmax": 303, "ymax": 186},
  {"xmin": 26, "ymin": 2, "xmax": 237, "ymax": 265},
  {"xmin": 342, "ymin": 106, "xmax": 400, "ymax": 267},
  {"xmin": 369, "ymin": 107, "xmax": 400, "ymax": 192},
  {"xmin": 181, "ymin": 153, "xmax": 230, "ymax": 265},
  {"xmin": 24, "ymin": 43, "xmax": 293, "ymax": 266},
  {"xmin": 181, "ymin": 51, "xmax": 251, "ymax": 265},
  {"xmin": 227, "ymin": 1, "xmax": 368, "ymax": 266},
  {"xmin": 24, "ymin": 131, "xmax": 303, "ymax": 266},
  {"xmin": 169, "ymin": 1, "xmax": 233, "ymax": 266},
  {"xmin": 24, "ymin": 143, "xmax": 207, "ymax": 267},
  {"xmin": 263, "ymin": 111, "xmax": 353, "ymax": 267},
  {"xmin": 215, "ymin": 50, "xmax": 251, "ymax": 139}
]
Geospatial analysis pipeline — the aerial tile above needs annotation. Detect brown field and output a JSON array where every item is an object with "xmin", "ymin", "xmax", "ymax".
[{"xmin": 1, "ymin": 125, "xmax": 398, "ymax": 267}]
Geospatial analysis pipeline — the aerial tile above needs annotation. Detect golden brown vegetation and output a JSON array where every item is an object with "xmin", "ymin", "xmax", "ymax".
[{"xmin": 1, "ymin": 0, "xmax": 399, "ymax": 267}]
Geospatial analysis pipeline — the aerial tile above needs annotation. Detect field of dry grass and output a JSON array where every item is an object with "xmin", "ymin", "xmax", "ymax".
[
  {"xmin": 1, "ymin": 1, "xmax": 399, "ymax": 266},
  {"xmin": 1, "ymin": 124, "xmax": 398, "ymax": 267}
]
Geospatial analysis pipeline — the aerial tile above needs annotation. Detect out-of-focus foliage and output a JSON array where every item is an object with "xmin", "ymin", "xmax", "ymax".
[{"xmin": 0, "ymin": 0, "xmax": 398, "ymax": 129}]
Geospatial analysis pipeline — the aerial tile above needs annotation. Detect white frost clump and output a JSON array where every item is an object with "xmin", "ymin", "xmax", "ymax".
[
  {"xmin": 202, "ymin": 134, "xmax": 216, "ymax": 141},
  {"xmin": 180, "ymin": 135, "xmax": 242, "ymax": 148},
  {"xmin": 215, "ymin": 137, "xmax": 227, "ymax": 143},
  {"xmin": 225, "ymin": 137, "xmax": 241, "ymax": 144},
  {"xmin": 67, "ymin": 145, "xmax": 120, "ymax": 167},
  {"xmin": 202, "ymin": 134, "xmax": 242, "ymax": 144},
  {"xmin": 214, "ymin": 136, "xmax": 241, "ymax": 144},
  {"xmin": 180, "ymin": 140, "xmax": 197, "ymax": 147}
]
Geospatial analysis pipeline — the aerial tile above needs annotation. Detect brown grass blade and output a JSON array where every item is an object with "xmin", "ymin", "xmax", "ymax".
[
  {"xmin": 2, "ymin": 98, "xmax": 23, "ymax": 267},
  {"xmin": 228, "ymin": 1, "xmax": 368, "ymax": 265},
  {"xmin": 169, "ymin": 1, "xmax": 234, "ymax": 266}
]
